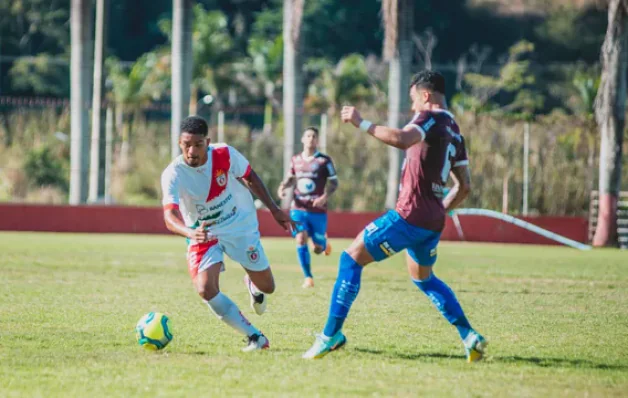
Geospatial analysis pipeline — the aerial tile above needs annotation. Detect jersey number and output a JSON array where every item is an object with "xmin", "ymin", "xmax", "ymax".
[{"xmin": 441, "ymin": 143, "xmax": 457, "ymax": 183}]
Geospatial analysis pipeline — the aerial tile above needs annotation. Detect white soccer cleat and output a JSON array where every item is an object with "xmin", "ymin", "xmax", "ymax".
[
  {"xmin": 242, "ymin": 333, "xmax": 270, "ymax": 352},
  {"xmin": 244, "ymin": 274, "xmax": 267, "ymax": 315}
]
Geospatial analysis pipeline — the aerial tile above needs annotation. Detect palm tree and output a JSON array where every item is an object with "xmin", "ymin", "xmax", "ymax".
[
  {"xmin": 69, "ymin": 0, "xmax": 93, "ymax": 204},
  {"xmin": 106, "ymin": 53, "xmax": 168, "ymax": 170},
  {"xmin": 89, "ymin": 0, "xmax": 109, "ymax": 203},
  {"xmin": 281, "ymin": 0, "xmax": 305, "ymax": 208},
  {"xmin": 171, "ymin": 0, "xmax": 193, "ymax": 159},
  {"xmin": 382, "ymin": 0, "xmax": 414, "ymax": 209},
  {"xmin": 593, "ymin": 0, "xmax": 627, "ymax": 247}
]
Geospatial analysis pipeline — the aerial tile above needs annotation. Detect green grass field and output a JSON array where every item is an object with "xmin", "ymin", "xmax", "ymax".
[{"xmin": 1, "ymin": 232, "xmax": 627, "ymax": 397}]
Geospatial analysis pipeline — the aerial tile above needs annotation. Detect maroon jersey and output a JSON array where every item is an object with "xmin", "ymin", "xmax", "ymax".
[
  {"xmin": 397, "ymin": 109, "xmax": 468, "ymax": 232},
  {"xmin": 290, "ymin": 152, "xmax": 337, "ymax": 213}
]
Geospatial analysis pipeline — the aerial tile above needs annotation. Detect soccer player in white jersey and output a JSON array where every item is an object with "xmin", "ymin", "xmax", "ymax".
[{"xmin": 161, "ymin": 116, "xmax": 295, "ymax": 352}]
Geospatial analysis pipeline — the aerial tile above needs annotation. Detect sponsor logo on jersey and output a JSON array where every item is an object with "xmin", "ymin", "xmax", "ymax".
[
  {"xmin": 297, "ymin": 178, "xmax": 316, "ymax": 194},
  {"xmin": 247, "ymin": 245, "xmax": 260, "ymax": 263},
  {"xmin": 421, "ymin": 117, "xmax": 436, "ymax": 132},
  {"xmin": 215, "ymin": 169, "xmax": 227, "ymax": 187},
  {"xmin": 379, "ymin": 241, "xmax": 396, "ymax": 257}
]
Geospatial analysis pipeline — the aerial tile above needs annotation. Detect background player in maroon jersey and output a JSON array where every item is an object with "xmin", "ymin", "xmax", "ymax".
[
  {"xmin": 278, "ymin": 127, "xmax": 339, "ymax": 288},
  {"xmin": 303, "ymin": 71, "xmax": 487, "ymax": 362}
]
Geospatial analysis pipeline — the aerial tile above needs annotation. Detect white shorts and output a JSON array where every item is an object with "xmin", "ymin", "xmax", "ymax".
[{"xmin": 186, "ymin": 231, "xmax": 270, "ymax": 278}]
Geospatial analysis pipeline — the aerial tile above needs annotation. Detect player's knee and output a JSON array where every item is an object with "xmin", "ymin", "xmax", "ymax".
[
  {"xmin": 313, "ymin": 244, "xmax": 324, "ymax": 254},
  {"xmin": 260, "ymin": 277, "xmax": 276, "ymax": 294},
  {"xmin": 197, "ymin": 285, "xmax": 220, "ymax": 301},
  {"xmin": 295, "ymin": 232, "xmax": 308, "ymax": 246}
]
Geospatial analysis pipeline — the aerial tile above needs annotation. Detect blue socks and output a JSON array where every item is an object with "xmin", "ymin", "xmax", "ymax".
[
  {"xmin": 413, "ymin": 274, "xmax": 472, "ymax": 340},
  {"xmin": 296, "ymin": 245, "xmax": 312, "ymax": 278},
  {"xmin": 323, "ymin": 252, "xmax": 363, "ymax": 337}
]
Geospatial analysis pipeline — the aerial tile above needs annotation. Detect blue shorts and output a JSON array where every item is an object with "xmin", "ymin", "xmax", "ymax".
[
  {"xmin": 363, "ymin": 210, "xmax": 441, "ymax": 266},
  {"xmin": 290, "ymin": 210, "xmax": 328, "ymax": 247}
]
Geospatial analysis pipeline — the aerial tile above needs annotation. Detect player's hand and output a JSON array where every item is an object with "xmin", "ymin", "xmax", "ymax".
[
  {"xmin": 271, "ymin": 209, "xmax": 297, "ymax": 233},
  {"xmin": 191, "ymin": 222, "xmax": 217, "ymax": 244},
  {"xmin": 277, "ymin": 184, "xmax": 287, "ymax": 199},
  {"xmin": 341, "ymin": 105, "xmax": 362, "ymax": 128},
  {"xmin": 312, "ymin": 194, "xmax": 328, "ymax": 208}
]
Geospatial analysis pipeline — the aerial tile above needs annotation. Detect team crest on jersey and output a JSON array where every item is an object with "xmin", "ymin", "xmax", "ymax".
[
  {"xmin": 310, "ymin": 161, "xmax": 320, "ymax": 171},
  {"xmin": 215, "ymin": 169, "xmax": 227, "ymax": 187},
  {"xmin": 247, "ymin": 245, "xmax": 260, "ymax": 263}
]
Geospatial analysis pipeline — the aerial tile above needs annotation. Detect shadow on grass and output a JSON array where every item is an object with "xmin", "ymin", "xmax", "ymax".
[{"xmin": 354, "ymin": 348, "xmax": 627, "ymax": 370}]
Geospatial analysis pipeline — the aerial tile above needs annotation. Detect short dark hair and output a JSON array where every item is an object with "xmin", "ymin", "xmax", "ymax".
[
  {"xmin": 180, "ymin": 116, "xmax": 209, "ymax": 136},
  {"xmin": 410, "ymin": 70, "xmax": 446, "ymax": 95},
  {"xmin": 303, "ymin": 126, "xmax": 319, "ymax": 137}
]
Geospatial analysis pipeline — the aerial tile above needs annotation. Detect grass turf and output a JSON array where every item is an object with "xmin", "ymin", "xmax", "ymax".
[{"xmin": 1, "ymin": 232, "xmax": 627, "ymax": 397}]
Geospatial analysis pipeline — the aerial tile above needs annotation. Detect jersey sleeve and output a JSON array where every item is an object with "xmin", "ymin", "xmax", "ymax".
[
  {"xmin": 161, "ymin": 166, "xmax": 180, "ymax": 210},
  {"xmin": 326, "ymin": 157, "xmax": 338, "ymax": 180},
  {"xmin": 227, "ymin": 145, "xmax": 252, "ymax": 178},
  {"xmin": 289, "ymin": 156, "xmax": 296, "ymax": 176},
  {"xmin": 453, "ymin": 135, "xmax": 469, "ymax": 167},
  {"xmin": 403, "ymin": 111, "xmax": 435, "ymax": 141}
]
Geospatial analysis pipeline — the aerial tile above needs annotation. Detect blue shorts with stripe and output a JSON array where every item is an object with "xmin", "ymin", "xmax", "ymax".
[
  {"xmin": 363, "ymin": 210, "xmax": 441, "ymax": 266},
  {"xmin": 290, "ymin": 209, "xmax": 328, "ymax": 247}
]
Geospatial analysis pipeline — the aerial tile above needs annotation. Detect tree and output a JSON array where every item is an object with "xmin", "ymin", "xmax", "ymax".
[
  {"xmin": 69, "ymin": 0, "xmax": 93, "ymax": 204},
  {"xmin": 593, "ymin": 0, "xmax": 628, "ymax": 247},
  {"xmin": 170, "ymin": 0, "xmax": 193, "ymax": 159},
  {"xmin": 89, "ymin": 0, "xmax": 109, "ymax": 203},
  {"xmin": 281, "ymin": 0, "xmax": 305, "ymax": 208},
  {"xmin": 159, "ymin": 6, "xmax": 235, "ymax": 116},
  {"xmin": 382, "ymin": 0, "xmax": 414, "ymax": 209}
]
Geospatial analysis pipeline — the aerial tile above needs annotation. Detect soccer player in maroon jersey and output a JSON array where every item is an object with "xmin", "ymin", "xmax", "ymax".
[
  {"xmin": 278, "ymin": 127, "xmax": 339, "ymax": 288},
  {"xmin": 303, "ymin": 71, "xmax": 487, "ymax": 361}
]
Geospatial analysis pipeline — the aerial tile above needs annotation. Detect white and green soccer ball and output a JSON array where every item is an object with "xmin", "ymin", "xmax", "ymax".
[{"xmin": 135, "ymin": 312, "xmax": 173, "ymax": 350}]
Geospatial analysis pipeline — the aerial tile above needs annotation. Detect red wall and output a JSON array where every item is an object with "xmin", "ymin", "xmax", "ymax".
[{"xmin": 0, "ymin": 204, "xmax": 588, "ymax": 245}]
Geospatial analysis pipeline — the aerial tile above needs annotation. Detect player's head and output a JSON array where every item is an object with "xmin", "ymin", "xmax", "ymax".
[
  {"xmin": 179, "ymin": 116, "xmax": 209, "ymax": 167},
  {"xmin": 409, "ymin": 70, "xmax": 446, "ymax": 113},
  {"xmin": 301, "ymin": 126, "xmax": 319, "ymax": 152}
]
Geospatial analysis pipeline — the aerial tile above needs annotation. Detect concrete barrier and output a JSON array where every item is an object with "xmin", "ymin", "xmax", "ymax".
[{"xmin": 0, "ymin": 204, "xmax": 588, "ymax": 245}]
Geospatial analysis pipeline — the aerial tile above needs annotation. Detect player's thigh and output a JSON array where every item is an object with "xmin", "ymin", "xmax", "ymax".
[
  {"xmin": 290, "ymin": 209, "xmax": 311, "ymax": 236},
  {"xmin": 221, "ymin": 231, "xmax": 273, "ymax": 292},
  {"xmin": 345, "ymin": 230, "xmax": 375, "ymax": 266},
  {"xmin": 187, "ymin": 241, "xmax": 224, "ymax": 279},
  {"xmin": 309, "ymin": 212, "xmax": 328, "ymax": 248},
  {"xmin": 361, "ymin": 210, "xmax": 415, "ymax": 263},
  {"xmin": 406, "ymin": 230, "xmax": 441, "ymax": 280}
]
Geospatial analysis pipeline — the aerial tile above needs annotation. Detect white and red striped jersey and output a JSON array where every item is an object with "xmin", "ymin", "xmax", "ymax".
[{"xmin": 161, "ymin": 144, "xmax": 259, "ymax": 237}]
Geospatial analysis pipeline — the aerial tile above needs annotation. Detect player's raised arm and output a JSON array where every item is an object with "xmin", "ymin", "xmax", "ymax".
[{"xmin": 340, "ymin": 106, "xmax": 423, "ymax": 150}]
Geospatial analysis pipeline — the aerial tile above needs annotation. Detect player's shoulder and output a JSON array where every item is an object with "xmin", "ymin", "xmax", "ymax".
[
  {"xmin": 161, "ymin": 156, "xmax": 184, "ymax": 181},
  {"xmin": 209, "ymin": 143, "xmax": 231, "ymax": 152},
  {"xmin": 314, "ymin": 152, "xmax": 333, "ymax": 163}
]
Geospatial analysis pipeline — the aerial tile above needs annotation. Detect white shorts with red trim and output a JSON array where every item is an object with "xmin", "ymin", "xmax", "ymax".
[{"xmin": 186, "ymin": 231, "xmax": 270, "ymax": 278}]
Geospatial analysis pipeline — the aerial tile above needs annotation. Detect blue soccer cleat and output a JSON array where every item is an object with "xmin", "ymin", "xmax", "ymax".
[
  {"xmin": 463, "ymin": 330, "xmax": 488, "ymax": 363},
  {"xmin": 302, "ymin": 331, "xmax": 347, "ymax": 359}
]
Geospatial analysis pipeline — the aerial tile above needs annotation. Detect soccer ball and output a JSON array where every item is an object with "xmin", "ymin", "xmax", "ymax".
[{"xmin": 135, "ymin": 312, "xmax": 173, "ymax": 350}]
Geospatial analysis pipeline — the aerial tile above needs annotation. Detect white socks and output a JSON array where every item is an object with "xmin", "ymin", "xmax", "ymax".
[{"xmin": 206, "ymin": 293, "xmax": 259, "ymax": 337}]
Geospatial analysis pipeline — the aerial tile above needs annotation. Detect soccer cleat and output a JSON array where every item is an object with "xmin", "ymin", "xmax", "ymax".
[
  {"xmin": 463, "ymin": 331, "xmax": 488, "ymax": 363},
  {"xmin": 302, "ymin": 277, "xmax": 315, "ymax": 288},
  {"xmin": 242, "ymin": 333, "xmax": 270, "ymax": 352},
  {"xmin": 244, "ymin": 274, "xmax": 266, "ymax": 315},
  {"xmin": 302, "ymin": 331, "xmax": 347, "ymax": 359}
]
